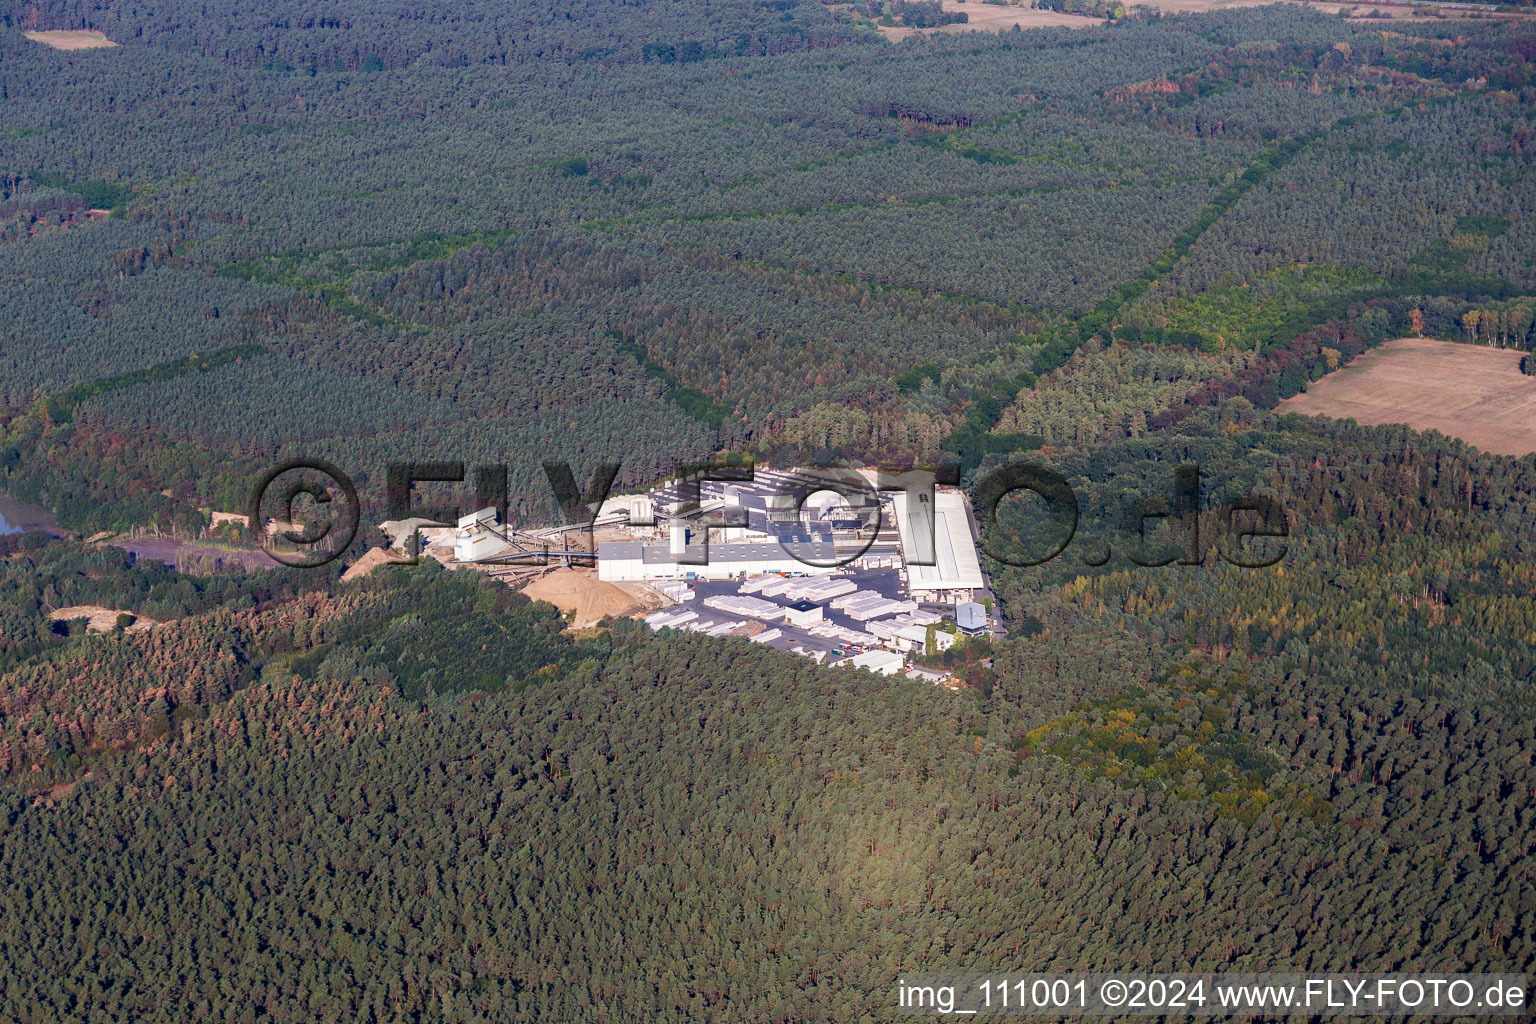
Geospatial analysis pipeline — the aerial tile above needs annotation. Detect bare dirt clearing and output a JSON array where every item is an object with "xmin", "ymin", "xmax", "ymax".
[
  {"xmin": 108, "ymin": 537, "xmax": 283, "ymax": 573},
  {"xmin": 23, "ymin": 29, "xmax": 116, "ymax": 49},
  {"xmin": 1278, "ymin": 337, "xmax": 1536, "ymax": 457},
  {"xmin": 610, "ymin": 581, "xmax": 672, "ymax": 613},
  {"xmin": 49, "ymin": 606, "xmax": 157, "ymax": 633}
]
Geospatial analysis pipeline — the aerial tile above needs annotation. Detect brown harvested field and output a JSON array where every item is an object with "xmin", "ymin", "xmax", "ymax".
[
  {"xmin": 1278, "ymin": 337, "xmax": 1536, "ymax": 457},
  {"xmin": 23, "ymin": 29, "xmax": 117, "ymax": 49},
  {"xmin": 875, "ymin": 1, "xmax": 1102, "ymax": 39}
]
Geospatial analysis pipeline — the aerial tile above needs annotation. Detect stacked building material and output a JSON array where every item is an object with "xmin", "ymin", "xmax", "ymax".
[
  {"xmin": 703, "ymin": 594, "xmax": 784, "ymax": 620},
  {"xmin": 653, "ymin": 579, "xmax": 695, "ymax": 602},
  {"xmin": 779, "ymin": 577, "xmax": 858, "ymax": 602},
  {"xmin": 755, "ymin": 576, "xmax": 797, "ymax": 598},
  {"xmin": 806, "ymin": 622, "xmax": 877, "ymax": 646},
  {"xmin": 837, "ymin": 592, "xmax": 918, "ymax": 621},
  {"xmin": 645, "ymin": 609, "xmax": 699, "ymax": 629}
]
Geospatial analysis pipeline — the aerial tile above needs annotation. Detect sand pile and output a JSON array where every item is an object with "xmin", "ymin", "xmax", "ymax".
[{"xmin": 522, "ymin": 569, "xmax": 641, "ymax": 627}]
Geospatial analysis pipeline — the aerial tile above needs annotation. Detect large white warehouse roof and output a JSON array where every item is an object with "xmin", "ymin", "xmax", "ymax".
[{"xmin": 892, "ymin": 489, "xmax": 984, "ymax": 594}]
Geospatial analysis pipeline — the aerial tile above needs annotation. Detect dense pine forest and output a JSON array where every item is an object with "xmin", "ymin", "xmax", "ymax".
[{"xmin": 1, "ymin": 0, "xmax": 1534, "ymax": 1018}]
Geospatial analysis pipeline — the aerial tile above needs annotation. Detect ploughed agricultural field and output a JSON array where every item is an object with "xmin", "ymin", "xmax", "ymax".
[{"xmin": 1278, "ymin": 336, "xmax": 1536, "ymax": 457}]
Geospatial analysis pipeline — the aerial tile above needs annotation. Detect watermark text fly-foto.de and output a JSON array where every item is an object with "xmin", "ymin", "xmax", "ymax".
[{"xmin": 246, "ymin": 457, "xmax": 1289, "ymax": 570}]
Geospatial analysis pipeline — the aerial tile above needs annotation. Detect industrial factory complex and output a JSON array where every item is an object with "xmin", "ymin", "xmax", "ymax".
[
  {"xmin": 390, "ymin": 467, "xmax": 993, "ymax": 678},
  {"xmin": 602, "ymin": 467, "xmax": 993, "ymax": 675}
]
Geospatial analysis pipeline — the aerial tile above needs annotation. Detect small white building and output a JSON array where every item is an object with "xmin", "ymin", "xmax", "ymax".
[
  {"xmin": 454, "ymin": 508, "xmax": 513, "ymax": 562},
  {"xmin": 782, "ymin": 600, "xmax": 824, "ymax": 628}
]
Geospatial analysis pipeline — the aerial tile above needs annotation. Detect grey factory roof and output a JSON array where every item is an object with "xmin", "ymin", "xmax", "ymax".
[
  {"xmin": 684, "ymin": 507, "xmax": 837, "ymax": 538},
  {"xmin": 664, "ymin": 472, "xmax": 878, "ymax": 511},
  {"xmin": 599, "ymin": 539, "xmax": 840, "ymax": 563}
]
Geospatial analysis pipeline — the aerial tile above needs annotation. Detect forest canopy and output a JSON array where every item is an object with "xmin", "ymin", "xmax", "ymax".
[{"xmin": 0, "ymin": 0, "xmax": 1533, "ymax": 1019}]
